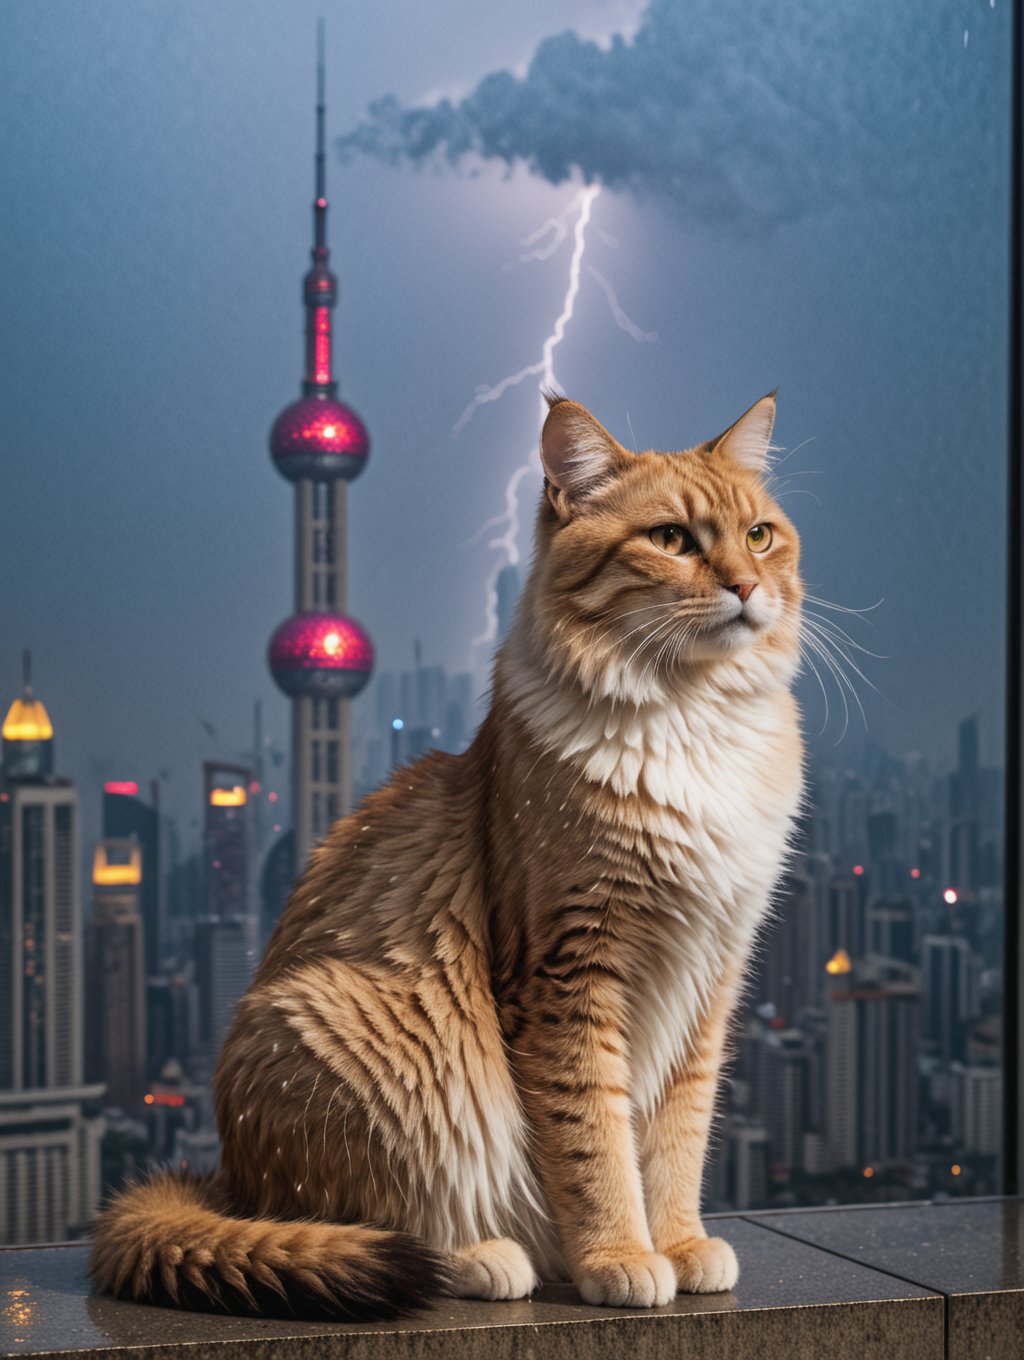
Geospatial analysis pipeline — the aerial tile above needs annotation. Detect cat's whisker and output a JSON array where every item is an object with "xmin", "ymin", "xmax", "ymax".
[
  {"xmin": 804, "ymin": 592, "xmax": 884, "ymax": 619},
  {"xmin": 802, "ymin": 609, "xmax": 888, "ymax": 659},
  {"xmin": 803, "ymin": 622, "xmax": 875, "ymax": 737},
  {"xmin": 799, "ymin": 645, "xmax": 831, "ymax": 737},
  {"xmin": 769, "ymin": 434, "xmax": 818, "ymax": 468},
  {"xmin": 802, "ymin": 632, "xmax": 852, "ymax": 741},
  {"xmin": 802, "ymin": 617, "xmax": 887, "ymax": 701},
  {"xmin": 622, "ymin": 613, "xmax": 682, "ymax": 676},
  {"xmin": 772, "ymin": 488, "xmax": 821, "ymax": 506}
]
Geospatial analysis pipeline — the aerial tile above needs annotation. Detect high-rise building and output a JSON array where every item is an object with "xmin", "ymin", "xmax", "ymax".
[
  {"xmin": 86, "ymin": 840, "xmax": 146, "ymax": 1108},
  {"xmin": 0, "ymin": 656, "xmax": 104, "ymax": 1244},
  {"xmin": 267, "ymin": 32, "xmax": 373, "ymax": 868},
  {"xmin": 103, "ymin": 779, "xmax": 161, "ymax": 975},
  {"xmin": 826, "ymin": 956, "xmax": 920, "ymax": 1170},
  {"xmin": 922, "ymin": 933, "xmax": 976, "ymax": 1063},
  {"xmin": 203, "ymin": 762, "xmax": 252, "ymax": 922},
  {"xmin": 195, "ymin": 916, "xmax": 251, "ymax": 1059}
]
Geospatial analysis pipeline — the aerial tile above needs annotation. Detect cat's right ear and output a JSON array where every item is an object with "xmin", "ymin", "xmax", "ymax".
[{"xmin": 540, "ymin": 398, "xmax": 629, "ymax": 522}]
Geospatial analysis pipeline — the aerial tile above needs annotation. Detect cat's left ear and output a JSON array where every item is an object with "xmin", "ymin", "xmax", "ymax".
[
  {"xmin": 709, "ymin": 391, "xmax": 778, "ymax": 475},
  {"xmin": 540, "ymin": 398, "xmax": 630, "ymax": 521}
]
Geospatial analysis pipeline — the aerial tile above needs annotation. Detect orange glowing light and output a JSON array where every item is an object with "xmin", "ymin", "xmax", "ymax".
[
  {"xmin": 2, "ymin": 697, "xmax": 53, "ymax": 741},
  {"xmin": 144, "ymin": 1093, "xmax": 154, "ymax": 1105},
  {"xmin": 944, "ymin": 888, "xmax": 959, "ymax": 905},
  {"xmin": 863, "ymin": 1166, "xmax": 874, "ymax": 1178},
  {"xmin": 209, "ymin": 785, "xmax": 247, "ymax": 808},
  {"xmin": 951, "ymin": 1164, "xmax": 962, "ymax": 1176},
  {"xmin": 92, "ymin": 844, "xmax": 142, "ymax": 887},
  {"xmin": 825, "ymin": 948, "xmax": 852, "ymax": 976}
]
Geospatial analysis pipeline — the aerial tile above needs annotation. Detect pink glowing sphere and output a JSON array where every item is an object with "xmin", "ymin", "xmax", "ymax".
[
  {"xmin": 268, "ymin": 612, "xmax": 374, "ymax": 699},
  {"xmin": 270, "ymin": 396, "xmax": 370, "ymax": 482}
]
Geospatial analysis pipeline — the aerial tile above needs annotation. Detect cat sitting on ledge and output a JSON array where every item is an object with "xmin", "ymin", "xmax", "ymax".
[{"xmin": 90, "ymin": 392, "xmax": 804, "ymax": 1320}]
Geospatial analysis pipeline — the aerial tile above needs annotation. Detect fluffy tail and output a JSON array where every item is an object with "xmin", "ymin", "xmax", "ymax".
[{"xmin": 89, "ymin": 1171, "xmax": 454, "ymax": 1321}]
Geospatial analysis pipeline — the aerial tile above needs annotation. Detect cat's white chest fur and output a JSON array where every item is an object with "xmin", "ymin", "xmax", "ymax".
[{"xmin": 511, "ymin": 660, "xmax": 803, "ymax": 1117}]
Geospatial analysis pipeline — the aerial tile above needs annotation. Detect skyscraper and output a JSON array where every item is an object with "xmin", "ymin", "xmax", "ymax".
[
  {"xmin": 267, "ymin": 29, "xmax": 374, "ymax": 868},
  {"xmin": 922, "ymin": 933, "xmax": 976, "ymax": 1063},
  {"xmin": 0, "ymin": 656, "xmax": 104, "ymax": 1244},
  {"xmin": 203, "ymin": 762, "xmax": 252, "ymax": 923},
  {"xmin": 826, "ymin": 957, "xmax": 921, "ymax": 1170},
  {"xmin": 86, "ymin": 840, "xmax": 146, "ymax": 1108},
  {"xmin": 103, "ymin": 779, "xmax": 161, "ymax": 975}
]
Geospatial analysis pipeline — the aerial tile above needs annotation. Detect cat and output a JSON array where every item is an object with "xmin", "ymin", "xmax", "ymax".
[{"xmin": 90, "ymin": 391, "xmax": 804, "ymax": 1319}]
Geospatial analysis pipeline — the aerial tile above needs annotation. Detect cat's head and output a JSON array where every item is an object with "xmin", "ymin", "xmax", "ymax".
[{"xmin": 524, "ymin": 393, "xmax": 802, "ymax": 702}]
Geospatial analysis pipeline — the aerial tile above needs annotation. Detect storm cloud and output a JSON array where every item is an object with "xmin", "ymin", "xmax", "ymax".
[{"xmin": 338, "ymin": 0, "xmax": 999, "ymax": 230}]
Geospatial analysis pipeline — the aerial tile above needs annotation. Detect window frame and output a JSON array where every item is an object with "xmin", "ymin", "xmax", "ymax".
[{"xmin": 1002, "ymin": 0, "xmax": 1023, "ymax": 1199}]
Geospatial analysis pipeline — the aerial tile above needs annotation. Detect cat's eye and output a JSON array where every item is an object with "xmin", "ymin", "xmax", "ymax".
[
  {"xmin": 649, "ymin": 524, "xmax": 695, "ymax": 556},
  {"xmin": 746, "ymin": 524, "xmax": 773, "ymax": 553}
]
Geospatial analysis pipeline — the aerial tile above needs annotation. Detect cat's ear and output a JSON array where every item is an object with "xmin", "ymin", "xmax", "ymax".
[
  {"xmin": 540, "ymin": 397, "xmax": 629, "ymax": 520},
  {"xmin": 709, "ymin": 391, "xmax": 778, "ymax": 475}
]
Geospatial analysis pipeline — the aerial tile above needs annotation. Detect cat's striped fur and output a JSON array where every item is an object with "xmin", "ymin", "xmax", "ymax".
[{"xmin": 91, "ymin": 393, "xmax": 804, "ymax": 1317}]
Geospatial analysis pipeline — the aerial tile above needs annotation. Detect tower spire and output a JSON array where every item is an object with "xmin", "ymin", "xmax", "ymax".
[
  {"xmin": 304, "ymin": 18, "xmax": 337, "ymax": 396},
  {"xmin": 315, "ymin": 17, "xmax": 327, "ymax": 249}
]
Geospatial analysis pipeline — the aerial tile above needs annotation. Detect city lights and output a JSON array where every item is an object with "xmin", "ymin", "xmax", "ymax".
[
  {"xmin": 825, "ymin": 948, "xmax": 852, "ymax": 976},
  {"xmin": 103, "ymin": 781, "xmax": 139, "ymax": 797},
  {"xmin": 944, "ymin": 888, "xmax": 959, "ymax": 905}
]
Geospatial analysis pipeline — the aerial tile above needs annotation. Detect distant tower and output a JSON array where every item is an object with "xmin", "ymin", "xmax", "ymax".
[
  {"xmin": 103, "ymin": 779, "xmax": 161, "ymax": 976},
  {"xmin": 86, "ymin": 840, "xmax": 146, "ymax": 1108},
  {"xmin": 0, "ymin": 652, "xmax": 104, "ymax": 1244},
  {"xmin": 268, "ymin": 24, "xmax": 373, "ymax": 867}
]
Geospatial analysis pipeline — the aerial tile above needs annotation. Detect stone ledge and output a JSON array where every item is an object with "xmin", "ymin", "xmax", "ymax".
[{"xmin": 8, "ymin": 1203, "xmax": 1022, "ymax": 1359}]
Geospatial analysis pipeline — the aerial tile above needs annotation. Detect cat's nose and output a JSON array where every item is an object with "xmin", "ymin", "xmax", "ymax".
[{"xmin": 728, "ymin": 582, "xmax": 757, "ymax": 604}]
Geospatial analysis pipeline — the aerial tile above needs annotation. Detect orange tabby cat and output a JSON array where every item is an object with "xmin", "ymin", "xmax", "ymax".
[{"xmin": 91, "ymin": 392, "xmax": 804, "ymax": 1318}]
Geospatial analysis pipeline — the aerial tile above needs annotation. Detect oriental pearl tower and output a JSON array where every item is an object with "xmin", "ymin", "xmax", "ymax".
[{"xmin": 267, "ymin": 28, "xmax": 373, "ymax": 868}]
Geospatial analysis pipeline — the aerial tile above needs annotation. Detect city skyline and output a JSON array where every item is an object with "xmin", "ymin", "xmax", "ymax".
[
  {"xmin": 0, "ymin": 0, "xmax": 1013, "ymax": 839},
  {"xmin": 0, "ymin": 0, "xmax": 1014, "ymax": 1247}
]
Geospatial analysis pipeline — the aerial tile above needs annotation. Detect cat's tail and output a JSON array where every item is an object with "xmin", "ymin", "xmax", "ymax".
[{"xmin": 89, "ymin": 1170, "xmax": 454, "ymax": 1321}]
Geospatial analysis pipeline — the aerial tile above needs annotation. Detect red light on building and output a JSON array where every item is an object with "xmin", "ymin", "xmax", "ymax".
[
  {"xmin": 314, "ymin": 306, "xmax": 332, "ymax": 386},
  {"xmin": 249, "ymin": 781, "xmax": 261, "ymax": 794},
  {"xmin": 911, "ymin": 868, "xmax": 921, "ymax": 879},
  {"xmin": 104, "ymin": 781, "xmax": 139, "ymax": 797},
  {"xmin": 268, "ymin": 791, "xmax": 279, "ymax": 803},
  {"xmin": 852, "ymin": 865, "xmax": 865, "ymax": 877}
]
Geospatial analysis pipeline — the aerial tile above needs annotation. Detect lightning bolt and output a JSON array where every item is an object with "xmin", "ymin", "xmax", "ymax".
[
  {"xmin": 460, "ymin": 181, "xmax": 656, "ymax": 659},
  {"xmin": 462, "ymin": 183, "xmax": 600, "ymax": 654}
]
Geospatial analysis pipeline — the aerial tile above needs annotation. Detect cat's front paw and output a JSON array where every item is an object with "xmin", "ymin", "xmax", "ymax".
[
  {"xmin": 452, "ymin": 1238, "xmax": 538, "ymax": 1300},
  {"xmin": 577, "ymin": 1251, "xmax": 676, "ymax": 1308},
  {"xmin": 665, "ymin": 1235, "xmax": 738, "ymax": 1293}
]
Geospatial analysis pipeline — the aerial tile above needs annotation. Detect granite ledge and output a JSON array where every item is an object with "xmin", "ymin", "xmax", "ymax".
[{"xmin": 0, "ymin": 1213, "xmax": 949, "ymax": 1360}]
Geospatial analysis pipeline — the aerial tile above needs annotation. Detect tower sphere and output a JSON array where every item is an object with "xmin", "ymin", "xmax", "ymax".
[
  {"xmin": 270, "ymin": 395, "xmax": 370, "ymax": 482},
  {"xmin": 268, "ymin": 612, "xmax": 374, "ymax": 699}
]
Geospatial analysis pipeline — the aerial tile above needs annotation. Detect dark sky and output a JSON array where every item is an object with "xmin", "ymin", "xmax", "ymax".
[{"xmin": 0, "ymin": 0, "xmax": 1012, "ymax": 842}]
